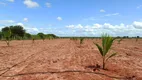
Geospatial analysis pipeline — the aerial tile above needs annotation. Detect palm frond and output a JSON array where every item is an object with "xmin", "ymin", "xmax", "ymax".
[
  {"xmin": 94, "ymin": 43, "xmax": 104, "ymax": 56},
  {"xmin": 106, "ymin": 53, "xmax": 117, "ymax": 61}
]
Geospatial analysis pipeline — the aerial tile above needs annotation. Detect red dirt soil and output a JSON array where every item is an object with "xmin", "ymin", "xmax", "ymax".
[{"xmin": 0, "ymin": 39, "xmax": 142, "ymax": 80}]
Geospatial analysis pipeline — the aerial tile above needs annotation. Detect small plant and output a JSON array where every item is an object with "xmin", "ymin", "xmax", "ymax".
[
  {"xmin": 80, "ymin": 38, "xmax": 84, "ymax": 45},
  {"xmin": 3, "ymin": 29, "xmax": 11, "ymax": 46},
  {"xmin": 32, "ymin": 38, "xmax": 35, "ymax": 43},
  {"xmin": 49, "ymin": 36, "xmax": 53, "ymax": 40},
  {"xmin": 118, "ymin": 38, "xmax": 123, "ymax": 44},
  {"xmin": 94, "ymin": 34, "xmax": 117, "ymax": 70},
  {"xmin": 136, "ymin": 36, "xmax": 139, "ymax": 42},
  {"xmin": 32, "ymin": 35, "xmax": 36, "ymax": 43}
]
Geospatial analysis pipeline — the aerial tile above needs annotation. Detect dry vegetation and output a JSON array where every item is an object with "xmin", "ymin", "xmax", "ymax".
[{"xmin": 0, "ymin": 38, "xmax": 142, "ymax": 80}]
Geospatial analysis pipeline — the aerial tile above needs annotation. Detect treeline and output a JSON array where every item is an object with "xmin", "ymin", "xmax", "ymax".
[
  {"xmin": 0, "ymin": 25, "xmax": 58, "ymax": 40},
  {"xmin": 0, "ymin": 25, "xmax": 141, "ymax": 41}
]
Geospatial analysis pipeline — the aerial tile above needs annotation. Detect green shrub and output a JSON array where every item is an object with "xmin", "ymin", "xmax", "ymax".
[{"xmin": 37, "ymin": 33, "xmax": 45, "ymax": 41}]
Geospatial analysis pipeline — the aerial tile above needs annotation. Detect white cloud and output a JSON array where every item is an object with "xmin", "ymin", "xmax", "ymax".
[
  {"xmin": 26, "ymin": 27, "xmax": 39, "ymax": 33},
  {"xmin": 105, "ymin": 13, "xmax": 119, "ymax": 16},
  {"xmin": 57, "ymin": 17, "xmax": 62, "ymax": 21},
  {"xmin": 17, "ymin": 23, "xmax": 25, "ymax": 27},
  {"xmin": 23, "ymin": 0, "xmax": 39, "ymax": 8},
  {"xmin": 23, "ymin": 18, "xmax": 28, "ymax": 22},
  {"xmin": 17, "ymin": 23, "xmax": 39, "ymax": 33},
  {"xmin": 0, "ymin": 20, "xmax": 15, "ymax": 24},
  {"xmin": 92, "ymin": 24, "xmax": 102, "ymax": 28},
  {"xmin": 66, "ymin": 24, "xmax": 83, "ymax": 29},
  {"xmin": 45, "ymin": 2, "xmax": 51, "ymax": 8},
  {"xmin": 137, "ymin": 5, "xmax": 142, "ymax": 9},
  {"xmin": 7, "ymin": 0, "xmax": 14, "ymax": 2},
  {"xmin": 133, "ymin": 21, "xmax": 142, "ymax": 29},
  {"xmin": 100, "ymin": 9, "xmax": 105, "ymax": 12},
  {"xmin": 1, "ymin": 20, "xmax": 142, "ymax": 36},
  {"xmin": 66, "ymin": 21, "xmax": 142, "ymax": 36}
]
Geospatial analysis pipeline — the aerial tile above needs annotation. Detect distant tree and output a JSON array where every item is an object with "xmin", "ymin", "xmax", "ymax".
[
  {"xmin": 10, "ymin": 25, "xmax": 25, "ymax": 39},
  {"xmin": 2, "ymin": 27, "xmax": 10, "ymax": 32},
  {"xmin": 0, "ymin": 32, "xmax": 3, "ymax": 40},
  {"xmin": 123, "ymin": 36, "xmax": 127, "ymax": 38},
  {"xmin": 25, "ymin": 33, "xmax": 32, "ymax": 39},
  {"xmin": 137, "ymin": 36, "xmax": 140, "ymax": 38},
  {"xmin": 2, "ymin": 25, "xmax": 25, "ymax": 40},
  {"xmin": 116, "ymin": 36, "xmax": 120, "ymax": 38},
  {"xmin": 37, "ymin": 33, "xmax": 45, "ymax": 41},
  {"xmin": 46, "ymin": 34, "xmax": 58, "ymax": 39}
]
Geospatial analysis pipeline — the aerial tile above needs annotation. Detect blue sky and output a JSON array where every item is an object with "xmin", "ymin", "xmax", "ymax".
[{"xmin": 0, "ymin": 0, "xmax": 142, "ymax": 37}]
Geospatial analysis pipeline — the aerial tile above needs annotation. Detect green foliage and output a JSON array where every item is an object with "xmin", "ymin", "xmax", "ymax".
[
  {"xmin": 2, "ymin": 25, "xmax": 25, "ymax": 40},
  {"xmin": 0, "ymin": 32, "xmax": 3, "ymax": 40},
  {"xmin": 24, "ymin": 33, "xmax": 32, "ymax": 39},
  {"xmin": 37, "ymin": 33, "xmax": 45, "ymax": 41},
  {"xmin": 32, "ymin": 38, "xmax": 35, "ymax": 43},
  {"xmin": 1, "ymin": 26, "xmax": 58, "ymax": 42},
  {"xmin": 94, "ymin": 34, "xmax": 116, "ymax": 69},
  {"xmin": 2, "ymin": 28, "xmax": 11, "ymax": 46},
  {"xmin": 31, "ymin": 35, "xmax": 36, "ymax": 43},
  {"xmin": 3, "ymin": 29, "xmax": 11, "ymax": 38},
  {"xmin": 80, "ymin": 38, "xmax": 84, "ymax": 44},
  {"xmin": 46, "ymin": 34, "xmax": 57, "ymax": 39},
  {"xmin": 118, "ymin": 38, "xmax": 123, "ymax": 44},
  {"xmin": 2, "ymin": 27, "xmax": 10, "ymax": 32},
  {"xmin": 10, "ymin": 25, "xmax": 25, "ymax": 39}
]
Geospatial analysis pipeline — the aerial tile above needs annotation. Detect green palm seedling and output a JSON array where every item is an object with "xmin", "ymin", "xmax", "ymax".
[
  {"xmin": 118, "ymin": 38, "xmax": 123, "ymax": 44},
  {"xmin": 32, "ymin": 38, "xmax": 35, "ymax": 43},
  {"xmin": 136, "ymin": 36, "xmax": 139, "ymax": 42},
  {"xmin": 79, "ymin": 38, "xmax": 84, "ymax": 47},
  {"xmin": 80, "ymin": 38, "xmax": 84, "ymax": 44},
  {"xmin": 3, "ymin": 29, "xmax": 11, "ymax": 46},
  {"xmin": 94, "ymin": 34, "xmax": 117, "ymax": 70}
]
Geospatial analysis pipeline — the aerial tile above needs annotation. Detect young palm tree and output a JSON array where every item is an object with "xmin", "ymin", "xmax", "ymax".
[
  {"xmin": 3, "ymin": 29, "xmax": 11, "ymax": 46},
  {"xmin": 94, "ymin": 34, "xmax": 117, "ymax": 69},
  {"xmin": 118, "ymin": 38, "xmax": 123, "ymax": 44},
  {"xmin": 80, "ymin": 38, "xmax": 84, "ymax": 45}
]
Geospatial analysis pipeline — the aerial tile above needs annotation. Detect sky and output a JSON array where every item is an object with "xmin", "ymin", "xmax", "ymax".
[{"xmin": 0, "ymin": 0, "xmax": 142, "ymax": 37}]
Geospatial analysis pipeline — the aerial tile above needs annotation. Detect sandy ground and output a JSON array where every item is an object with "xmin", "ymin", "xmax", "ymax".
[{"xmin": 0, "ymin": 39, "xmax": 142, "ymax": 80}]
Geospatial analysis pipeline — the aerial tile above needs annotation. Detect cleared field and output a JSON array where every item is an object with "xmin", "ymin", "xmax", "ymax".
[{"xmin": 0, "ymin": 39, "xmax": 142, "ymax": 80}]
